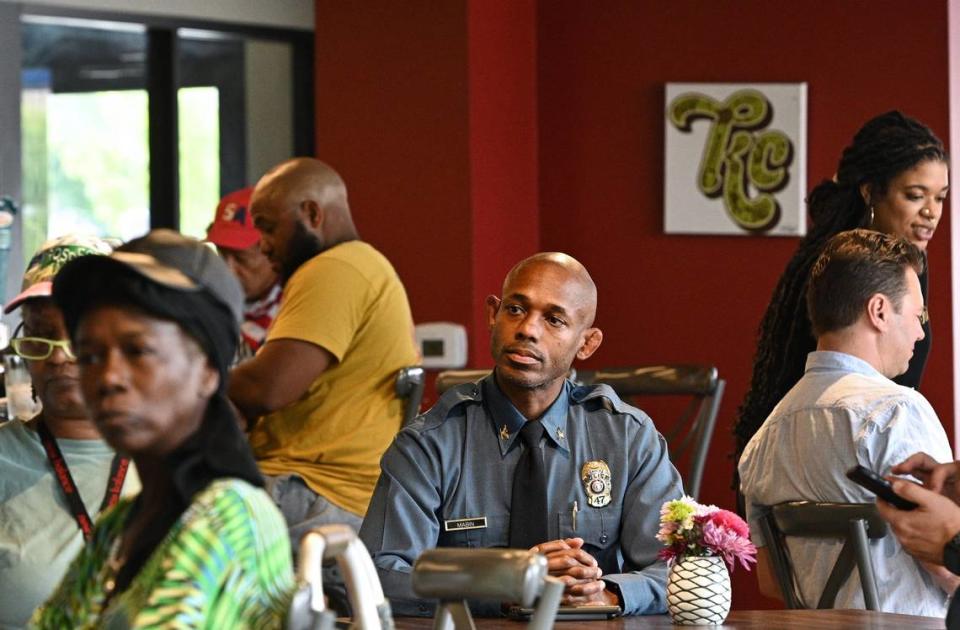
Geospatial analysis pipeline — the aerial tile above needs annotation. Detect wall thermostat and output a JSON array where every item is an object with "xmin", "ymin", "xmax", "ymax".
[{"xmin": 415, "ymin": 322, "xmax": 468, "ymax": 369}]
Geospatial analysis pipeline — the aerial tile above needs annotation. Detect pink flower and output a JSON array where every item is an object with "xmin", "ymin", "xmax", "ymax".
[
  {"xmin": 701, "ymin": 521, "xmax": 757, "ymax": 572},
  {"xmin": 657, "ymin": 498, "xmax": 757, "ymax": 572},
  {"xmin": 708, "ymin": 509, "xmax": 750, "ymax": 538}
]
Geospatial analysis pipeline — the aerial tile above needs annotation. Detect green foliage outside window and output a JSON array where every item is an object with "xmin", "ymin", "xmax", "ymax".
[{"xmin": 21, "ymin": 86, "xmax": 219, "ymax": 265}]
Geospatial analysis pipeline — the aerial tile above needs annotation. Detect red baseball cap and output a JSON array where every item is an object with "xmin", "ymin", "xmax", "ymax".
[{"xmin": 206, "ymin": 187, "xmax": 259, "ymax": 251}]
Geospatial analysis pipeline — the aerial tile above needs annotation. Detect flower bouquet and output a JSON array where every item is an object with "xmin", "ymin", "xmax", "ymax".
[{"xmin": 656, "ymin": 496, "xmax": 757, "ymax": 625}]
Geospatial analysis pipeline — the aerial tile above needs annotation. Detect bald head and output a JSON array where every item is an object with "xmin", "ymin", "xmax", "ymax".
[
  {"xmin": 250, "ymin": 158, "xmax": 359, "ymax": 282},
  {"xmin": 487, "ymin": 252, "xmax": 603, "ymax": 407},
  {"xmin": 255, "ymin": 157, "xmax": 350, "ymax": 219},
  {"xmin": 502, "ymin": 252, "xmax": 598, "ymax": 327}
]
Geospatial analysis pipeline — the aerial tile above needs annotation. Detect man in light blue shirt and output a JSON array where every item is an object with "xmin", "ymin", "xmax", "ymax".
[
  {"xmin": 739, "ymin": 229, "xmax": 954, "ymax": 616},
  {"xmin": 360, "ymin": 253, "xmax": 683, "ymax": 616}
]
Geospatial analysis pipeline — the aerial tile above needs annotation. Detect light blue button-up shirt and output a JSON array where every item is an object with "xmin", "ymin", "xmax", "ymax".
[
  {"xmin": 739, "ymin": 351, "xmax": 952, "ymax": 617},
  {"xmin": 359, "ymin": 374, "xmax": 683, "ymax": 617}
]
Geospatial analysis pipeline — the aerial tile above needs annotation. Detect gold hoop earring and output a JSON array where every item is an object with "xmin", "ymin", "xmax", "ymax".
[{"xmin": 868, "ymin": 205, "xmax": 875, "ymax": 227}]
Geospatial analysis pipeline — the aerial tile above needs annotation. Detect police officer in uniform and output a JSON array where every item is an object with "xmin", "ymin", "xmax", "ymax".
[{"xmin": 359, "ymin": 253, "xmax": 683, "ymax": 616}]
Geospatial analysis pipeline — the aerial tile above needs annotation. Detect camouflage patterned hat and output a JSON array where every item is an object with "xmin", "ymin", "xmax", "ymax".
[{"xmin": 4, "ymin": 234, "xmax": 117, "ymax": 314}]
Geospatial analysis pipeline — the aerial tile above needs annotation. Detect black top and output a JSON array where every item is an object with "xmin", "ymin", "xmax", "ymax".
[{"xmin": 892, "ymin": 266, "xmax": 930, "ymax": 389}]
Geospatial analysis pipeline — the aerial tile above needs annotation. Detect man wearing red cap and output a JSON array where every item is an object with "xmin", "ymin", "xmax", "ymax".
[{"xmin": 206, "ymin": 187, "xmax": 282, "ymax": 361}]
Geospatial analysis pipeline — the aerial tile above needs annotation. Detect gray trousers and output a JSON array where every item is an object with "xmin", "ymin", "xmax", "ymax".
[{"xmin": 263, "ymin": 473, "xmax": 364, "ymax": 562}]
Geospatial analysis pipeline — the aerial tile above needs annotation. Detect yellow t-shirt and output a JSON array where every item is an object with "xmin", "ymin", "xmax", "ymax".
[{"xmin": 248, "ymin": 241, "xmax": 418, "ymax": 516}]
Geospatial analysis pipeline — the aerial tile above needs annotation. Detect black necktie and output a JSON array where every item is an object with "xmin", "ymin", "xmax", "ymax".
[{"xmin": 508, "ymin": 421, "xmax": 548, "ymax": 549}]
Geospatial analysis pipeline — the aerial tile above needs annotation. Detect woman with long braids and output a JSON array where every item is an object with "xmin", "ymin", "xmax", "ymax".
[{"xmin": 734, "ymin": 111, "xmax": 949, "ymax": 493}]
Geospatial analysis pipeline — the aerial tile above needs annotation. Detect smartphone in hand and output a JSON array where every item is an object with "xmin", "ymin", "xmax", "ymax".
[{"xmin": 846, "ymin": 465, "xmax": 918, "ymax": 510}]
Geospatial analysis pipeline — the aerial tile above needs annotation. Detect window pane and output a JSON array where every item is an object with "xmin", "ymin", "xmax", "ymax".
[
  {"xmin": 178, "ymin": 87, "xmax": 220, "ymax": 239},
  {"xmin": 176, "ymin": 31, "xmax": 295, "ymax": 234},
  {"xmin": 21, "ymin": 19, "xmax": 148, "ymax": 264},
  {"xmin": 46, "ymin": 91, "xmax": 149, "ymax": 237}
]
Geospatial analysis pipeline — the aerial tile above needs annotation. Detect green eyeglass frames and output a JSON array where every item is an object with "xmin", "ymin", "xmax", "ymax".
[{"xmin": 10, "ymin": 337, "xmax": 76, "ymax": 361}]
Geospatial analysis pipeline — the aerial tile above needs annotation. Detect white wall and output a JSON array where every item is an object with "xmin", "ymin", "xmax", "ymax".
[{"xmin": 0, "ymin": 0, "xmax": 314, "ymax": 30}]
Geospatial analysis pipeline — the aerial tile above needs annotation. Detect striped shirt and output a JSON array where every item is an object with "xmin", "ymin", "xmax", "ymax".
[
  {"xmin": 238, "ymin": 283, "xmax": 283, "ymax": 362},
  {"xmin": 31, "ymin": 478, "xmax": 294, "ymax": 629}
]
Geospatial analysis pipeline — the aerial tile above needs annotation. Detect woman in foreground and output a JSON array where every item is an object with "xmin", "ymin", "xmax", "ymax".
[{"xmin": 32, "ymin": 229, "xmax": 293, "ymax": 628}]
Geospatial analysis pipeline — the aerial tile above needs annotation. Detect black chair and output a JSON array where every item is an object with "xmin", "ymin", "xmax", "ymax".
[
  {"xmin": 396, "ymin": 365, "xmax": 426, "ymax": 428},
  {"xmin": 434, "ymin": 369, "xmax": 493, "ymax": 395},
  {"xmin": 757, "ymin": 501, "xmax": 885, "ymax": 611},
  {"xmin": 435, "ymin": 365, "xmax": 723, "ymax": 499},
  {"xmin": 576, "ymin": 365, "xmax": 723, "ymax": 500}
]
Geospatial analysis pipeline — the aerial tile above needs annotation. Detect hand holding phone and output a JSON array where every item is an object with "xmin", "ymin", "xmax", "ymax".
[
  {"xmin": 845, "ymin": 465, "xmax": 919, "ymax": 511},
  {"xmin": 891, "ymin": 453, "xmax": 960, "ymax": 503}
]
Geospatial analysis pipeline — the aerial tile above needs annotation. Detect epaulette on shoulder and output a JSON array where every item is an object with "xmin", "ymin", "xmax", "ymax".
[
  {"xmin": 570, "ymin": 383, "xmax": 651, "ymax": 426},
  {"xmin": 410, "ymin": 380, "xmax": 484, "ymax": 432}
]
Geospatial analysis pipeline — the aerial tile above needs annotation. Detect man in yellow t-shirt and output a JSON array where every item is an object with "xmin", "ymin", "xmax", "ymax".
[{"xmin": 229, "ymin": 158, "xmax": 418, "ymax": 548}]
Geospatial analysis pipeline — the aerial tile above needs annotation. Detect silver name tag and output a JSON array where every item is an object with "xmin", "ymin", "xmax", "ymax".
[{"xmin": 444, "ymin": 517, "xmax": 487, "ymax": 531}]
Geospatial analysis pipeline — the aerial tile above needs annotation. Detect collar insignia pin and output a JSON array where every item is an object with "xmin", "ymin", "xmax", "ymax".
[
  {"xmin": 557, "ymin": 429, "xmax": 565, "ymax": 441},
  {"xmin": 581, "ymin": 460, "xmax": 612, "ymax": 508},
  {"xmin": 499, "ymin": 425, "xmax": 510, "ymax": 440}
]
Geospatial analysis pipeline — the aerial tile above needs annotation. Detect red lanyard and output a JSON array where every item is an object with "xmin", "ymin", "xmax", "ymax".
[{"xmin": 36, "ymin": 420, "xmax": 130, "ymax": 541}]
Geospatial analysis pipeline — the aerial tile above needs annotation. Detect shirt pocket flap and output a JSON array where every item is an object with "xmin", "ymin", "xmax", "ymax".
[{"xmin": 558, "ymin": 506, "xmax": 622, "ymax": 550}]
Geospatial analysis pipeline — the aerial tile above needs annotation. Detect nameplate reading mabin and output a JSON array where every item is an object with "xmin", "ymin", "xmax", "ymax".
[{"xmin": 444, "ymin": 517, "xmax": 487, "ymax": 532}]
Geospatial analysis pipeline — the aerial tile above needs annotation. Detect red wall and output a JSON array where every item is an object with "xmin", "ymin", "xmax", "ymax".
[
  {"xmin": 313, "ymin": 1, "xmax": 472, "ymax": 333},
  {"xmin": 468, "ymin": 0, "xmax": 539, "ymax": 365},
  {"xmin": 314, "ymin": 0, "xmax": 538, "ymax": 377},
  {"xmin": 315, "ymin": 0, "xmax": 954, "ymax": 610},
  {"xmin": 537, "ymin": 0, "xmax": 952, "ymax": 608}
]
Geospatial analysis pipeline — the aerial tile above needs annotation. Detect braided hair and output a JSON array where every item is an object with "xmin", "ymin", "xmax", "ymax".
[{"xmin": 733, "ymin": 111, "xmax": 947, "ymax": 470}]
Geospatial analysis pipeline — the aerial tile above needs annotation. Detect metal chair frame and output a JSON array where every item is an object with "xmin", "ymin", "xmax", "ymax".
[
  {"xmin": 396, "ymin": 365, "xmax": 426, "ymax": 428},
  {"xmin": 758, "ymin": 501, "xmax": 885, "ymax": 611},
  {"xmin": 576, "ymin": 365, "xmax": 723, "ymax": 499}
]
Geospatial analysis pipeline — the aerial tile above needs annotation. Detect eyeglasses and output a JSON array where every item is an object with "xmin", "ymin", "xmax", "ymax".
[
  {"xmin": 10, "ymin": 337, "xmax": 76, "ymax": 361},
  {"xmin": 920, "ymin": 306, "xmax": 930, "ymax": 326}
]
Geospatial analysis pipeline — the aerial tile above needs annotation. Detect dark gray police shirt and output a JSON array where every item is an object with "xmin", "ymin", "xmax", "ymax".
[{"xmin": 359, "ymin": 375, "xmax": 684, "ymax": 616}]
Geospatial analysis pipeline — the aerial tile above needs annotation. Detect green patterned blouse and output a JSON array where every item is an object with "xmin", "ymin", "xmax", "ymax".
[{"xmin": 31, "ymin": 478, "xmax": 294, "ymax": 629}]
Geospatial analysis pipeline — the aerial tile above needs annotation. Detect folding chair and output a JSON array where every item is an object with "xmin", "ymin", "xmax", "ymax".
[
  {"xmin": 434, "ymin": 369, "xmax": 492, "ymax": 395},
  {"xmin": 757, "ymin": 501, "xmax": 886, "ymax": 611},
  {"xmin": 576, "ymin": 365, "xmax": 724, "ymax": 500},
  {"xmin": 435, "ymin": 369, "xmax": 579, "ymax": 394}
]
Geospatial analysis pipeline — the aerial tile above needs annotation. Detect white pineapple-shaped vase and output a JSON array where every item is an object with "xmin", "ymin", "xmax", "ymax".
[{"xmin": 666, "ymin": 555, "xmax": 731, "ymax": 625}]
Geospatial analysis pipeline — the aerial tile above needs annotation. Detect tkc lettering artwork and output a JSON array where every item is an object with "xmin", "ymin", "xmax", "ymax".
[
  {"xmin": 663, "ymin": 83, "xmax": 807, "ymax": 236},
  {"xmin": 669, "ymin": 90, "xmax": 792, "ymax": 230}
]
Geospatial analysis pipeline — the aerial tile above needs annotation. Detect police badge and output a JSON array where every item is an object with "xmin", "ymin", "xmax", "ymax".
[{"xmin": 581, "ymin": 460, "xmax": 612, "ymax": 507}]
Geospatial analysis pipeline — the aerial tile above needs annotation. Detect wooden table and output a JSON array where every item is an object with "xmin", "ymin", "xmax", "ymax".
[{"xmin": 392, "ymin": 609, "xmax": 945, "ymax": 629}]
